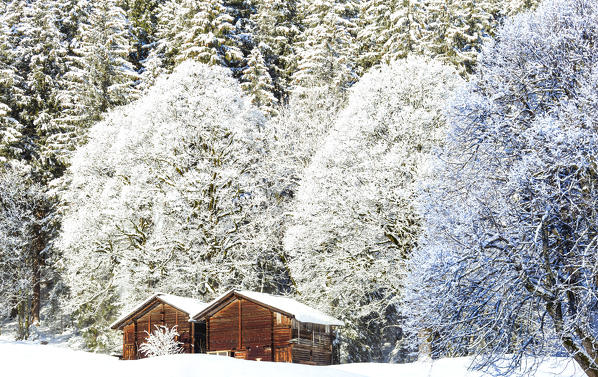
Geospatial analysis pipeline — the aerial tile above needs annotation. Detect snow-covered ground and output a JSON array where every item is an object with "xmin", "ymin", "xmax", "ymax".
[{"xmin": 0, "ymin": 340, "xmax": 584, "ymax": 377}]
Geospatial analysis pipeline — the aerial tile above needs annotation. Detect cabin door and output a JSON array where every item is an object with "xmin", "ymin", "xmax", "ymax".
[
  {"xmin": 123, "ymin": 328, "xmax": 136, "ymax": 360},
  {"xmin": 274, "ymin": 346, "xmax": 291, "ymax": 362}
]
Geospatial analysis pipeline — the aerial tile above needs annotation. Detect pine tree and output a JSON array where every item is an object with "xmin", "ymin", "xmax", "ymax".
[
  {"xmin": 419, "ymin": 0, "xmax": 500, "ymax": 74},
  {"xmin": 292, "ymin": 0, "xmax": 359, "ymax": 95},
  {"xmin": 119, "ymin": 0, "xmax": 163, "ymax": 69},
  {"xmin": 356, "ymin": 0, "xmax": 424, "ymax": 73},
  {"xmin": 142, "ymin": 0, "xmax": 246, "ymax": 87},
  {"xmin": 241, "ymin": 47, "xmax": 278, "ymax": 117},
  {"xmin": 58, "ymin": 0, "xmax": 139, "ymax": 130},
  {"xmin": 252, "ymin": 0, "xmax": 299, "ymax": 102}
]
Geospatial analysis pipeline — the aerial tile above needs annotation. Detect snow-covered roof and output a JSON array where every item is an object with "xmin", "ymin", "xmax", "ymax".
[
  {"xmin": 110, "ymin": 293, "xmax": 209, "ymax": 329},
  {"xmin": 193, "ymin": 290, "xmax": 344, "ymax": 326}
]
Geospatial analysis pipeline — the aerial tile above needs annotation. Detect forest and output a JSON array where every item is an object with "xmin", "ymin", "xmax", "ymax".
[{"xmin": 1, "ymin": 0, "xmax": 597, "ymax": 376}]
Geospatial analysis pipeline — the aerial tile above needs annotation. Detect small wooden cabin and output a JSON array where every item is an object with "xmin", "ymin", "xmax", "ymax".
[
  {"xmin": 192, "ymin": 290, "xmax": 344, "ymax": 365},
  {"xmin": 110, "ymin": 293, "xmax": 208, "ymax": 360},
  {"xmin": 111, "ymin": 290, "xmax": 343, "ymax": 365}
]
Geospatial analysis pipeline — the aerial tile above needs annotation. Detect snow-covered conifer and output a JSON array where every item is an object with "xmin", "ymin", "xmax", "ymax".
[
  {"xmin": 241, "ymin": 47, "xmax": 278, "ymax": 117},
  {"xmin": 292, "ymin": 0, "xmax": 359, "ymax": 95},
  {"xmin": 356, "ymin": 0, "xmax": 423, "ymax": 72},
  {"xmin": 251, "ymin": 0, "xmax": 299, "ymax": 101},
  {"xmin": 58, "ymin": 0, "xmax": 139, "ymax": 129},
  {"xmin": 419, "ymin": 0, "xmax": 500, "ymax": 74}
]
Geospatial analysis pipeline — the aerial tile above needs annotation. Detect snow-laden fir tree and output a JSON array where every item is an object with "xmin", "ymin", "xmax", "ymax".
[
  {"xmin": 59, "ymin": 62, "xmax": 279, "ymax": 351},
  {"xmin": 119, "ymin": 0, "xmax": 163, "ymax": 68},
  {"xmin": 407, "ymin": 1, "xmax": 598, "ymax": 376},
  {"xmin": 142, "ymin": 0, "xmax": 244, "ymax": 87},
  {"xmin": 0, "ymin": 0, "xmax": 67, "ymax": 166},
  {"xmin": 241, "ymin": 47, "xmax": 278, "ymax": 117},
  {"xmin": 419, "ymin": 0, "xmax": 500, "ymax": 74},
  {"xmin": 0, "ymin": 161, "xmax": 51, "ymax": 339},
  {"xmin": 356, "ymin": 0, "xmax": 423, "ymax": 73},
  {"xmin": 139, "ymin": 325, "xmax": 183, "ymax": 357},
  {"xmin": 285, "ymin": 56, "xmax": 462, "ymax": 363},
  {"xmin": 251, "ymin": 0, "xmax": 299, "ymax": 102},
  {"xmin": 292, "ymin": 0, "xmax": 359, "ymax": 96},
  {"xmin": 58, "ymin": 0, "xmax": 139, "ymax": 130}
]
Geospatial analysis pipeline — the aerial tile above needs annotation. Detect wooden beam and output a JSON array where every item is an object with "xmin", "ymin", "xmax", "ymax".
[
  {"xmin": 238, "ymin": 299, "xmax": 242, "ymax": 350},
  {"xmin": 270, "ymin": 310, "xmax": 274, "ymax": 361},
  {"xmin": 206, "ymin": 317, "xmax": 210, "ymax": 352},
  {"xmin": 134, "ymin": 320, "xmax": 138, "ymax": 359},
  {"xmin": 191, "ymin": 322, "xmax": 195, "ymax": 354}
]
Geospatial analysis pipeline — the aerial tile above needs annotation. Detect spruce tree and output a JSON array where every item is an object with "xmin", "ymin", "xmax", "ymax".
[
  {"xmin": 58, "ymin": 0, "xmax": 139, "ymax": 131},
  {"xmin": 252, "ymin": 0, "xmax": 299, "ymax": 102},
  {"xmin": 241, "ymin": 47, "xmax": 278, "ymax": 117},
  {"xmin": 419, "ymin": 0, "xmax": 500, "ymax": 74},
  {"xmin": 292, "ymin": 0, "xmax": 359, "ymax": 95}
]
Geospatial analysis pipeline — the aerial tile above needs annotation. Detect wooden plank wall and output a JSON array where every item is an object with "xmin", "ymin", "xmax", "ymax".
[
  {"xmin": 129, "ymin": 302, "xmax": 194, "ymax": 359},
  {"xmin": 208, "ymin": 297, "xmax": 297, "ymax": 362},
  {"xmin": 291, "ymin": 321, "xmax": 334, "ymax": 365},
  {"xmin": 205, "ymin": 295, "xmax": 335, "ymax": 365}
]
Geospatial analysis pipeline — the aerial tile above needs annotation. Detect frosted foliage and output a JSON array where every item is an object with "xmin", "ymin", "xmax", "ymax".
[
  {"xmin": 407, "ymin": 1, "xmax": 598, "ymax": 376},
  {"xmin": 139, "ymin": 325, "xmax": 183, "ymax": 357},
  {"xmin": 286, "ymin": 56, "xmax": 461, "ymax": 362},
  {"xmin": 292, "ymin": 0, "xmax": 359, "ymax": 93},
  {"xmin": 59, "ymin": 62, "xmax": 269, "ymax": 346}
]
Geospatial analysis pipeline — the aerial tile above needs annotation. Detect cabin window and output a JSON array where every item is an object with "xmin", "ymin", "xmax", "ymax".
[
  {"xmin": 276, "ymin": 312, "xmax": 282, "ymax": 324},
  {"xmin": 325, "ymin": 325, "xmax": 330, "ymax": 334}
]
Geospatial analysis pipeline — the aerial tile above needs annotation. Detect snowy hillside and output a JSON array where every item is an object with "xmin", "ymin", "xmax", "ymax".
[{"xmin": 0, "ymin": 340, "xmax": 583, "ymax": 377}]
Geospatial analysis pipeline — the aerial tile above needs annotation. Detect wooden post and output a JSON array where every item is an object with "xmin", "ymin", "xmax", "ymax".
[
  {"xmin": 206, "ymin": 317, "xmax": 210, "ymax": 352},
  {"xmin": 134, "ymin": 320, "xmax": 138, "ymax": 359},
  {"xmin": 191, "ymin": 322, "xmax": 195, "ymax": 354},
  {"xmin": 270, "ymin": 311, "xmax": 274, "ymax": 361},
  {"xmin": 161, "ymin": 304, "xmax": 165, "ymax": 326},
  {"xmin": 238, "ymin": 299, "xmax": 242, "ymax": 350}
]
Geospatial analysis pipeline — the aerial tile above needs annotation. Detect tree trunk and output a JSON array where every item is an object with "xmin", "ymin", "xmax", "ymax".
[
  {"xmin": 31, "ymin": 207, "xmax": 46, "ymax": 325},
  {"xmin": 31, "ymin": 252, "xmax": 41, "ymax": 325}
]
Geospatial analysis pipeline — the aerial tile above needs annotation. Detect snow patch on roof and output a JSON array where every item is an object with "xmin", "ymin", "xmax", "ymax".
[
  {"xmin": 159, "ymin": 294, "xmax": 209, "ymax": 318},
  {"xmin": 236, "ymin": 290, "xmax": 344, "ymax": 326},
  {"xmin": 110, "ymin": 293, "xmax": 208, "ymax": 329}
]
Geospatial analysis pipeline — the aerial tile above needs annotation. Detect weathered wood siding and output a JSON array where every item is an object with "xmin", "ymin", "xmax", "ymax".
[
  {"xmin": 122, "ymin": 302, "xmax": 194, "ymax": 360},
  {"xmin": 208, "ymin": 298, "xmax": 276, "ymax": 361},
  {"xmin": 291, "ymin": 322, "xmax": 334, "ymax": 365},
  {"xmin": 205, "ymin": 294, "xmax": 336, "ymax": 365}
]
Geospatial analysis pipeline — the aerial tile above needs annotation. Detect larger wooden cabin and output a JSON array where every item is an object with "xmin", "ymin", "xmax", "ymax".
[
  {"xmin": 110, "ymin": 293, "xmax": 209, "ymax": 360},
  {"xmin": 192, "ymin": 290, "xmax": 344, "ymax": 365},
  {"xmin": 112, "ymin": 290, "xmax": 343, "ymax": 365}
]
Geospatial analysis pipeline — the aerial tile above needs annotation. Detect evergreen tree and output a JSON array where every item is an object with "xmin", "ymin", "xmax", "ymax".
[
  {"xmin": 118, "ymin": 0, "xmax": 163, "ymax": 69},
  {"xmin": 419, "ymin": 0, "xmax": 500, "ymax": 74},
  {"xmin": 292, "ymin": 0, "xmax": 359, "ymax": 95},
  {"xmin": 142, "ymin": 0, "xmax": 246, "ymax": 87},
  {"xmin": 58, "ymin": 0, "xmax": 139, "ymax": 131},
  {"xmin": 356, "ymin": 0, "xmax": 423, "ymax": 73},
  {"xmin": 252, "ymin": 0, "xmax": 299, "ymax": 102},
  {"xmin": 241, "ymin": 47, "xmax": 278, "ymax": 117}
]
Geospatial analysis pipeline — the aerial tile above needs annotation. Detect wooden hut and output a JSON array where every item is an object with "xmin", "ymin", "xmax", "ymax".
[
  {"xmin": 110, "ymin": 293, "xmax": 208, "ymax": 360},
  {"xmin": 191, "ymin": 290, "xmax": 344, "ymax": 365}
]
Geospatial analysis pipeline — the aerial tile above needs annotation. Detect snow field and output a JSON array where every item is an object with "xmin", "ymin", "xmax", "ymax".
[{"xmin": 0, "ymin": 340, "xmax": 584, "ymax": 377}]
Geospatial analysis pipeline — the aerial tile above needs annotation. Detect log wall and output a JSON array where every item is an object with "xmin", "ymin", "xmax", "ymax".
[
  {"xmin": 205, "ymin": 295, "xmax": 335, "ymax": 365},
  {"xmin": 121, "ymin": 302, "xmax": 194, "ymax": 360}
]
